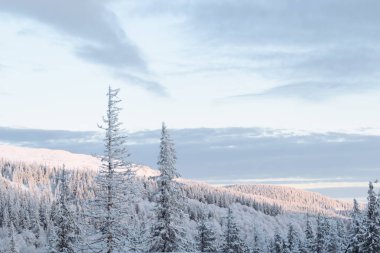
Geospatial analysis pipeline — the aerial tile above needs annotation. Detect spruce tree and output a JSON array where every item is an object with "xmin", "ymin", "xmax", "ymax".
[
  {"xmin": 326, "ymin": 219, "xmax": 339, "ymax": 253},
  {"xmin": 87, "ymin": 86, "xmax": 132, "ymax": 253},
  {"xmin": 8, "ymin": 221, "xmax": 19, "ymax": 253},
  {"xmin": 315, "ymin": 215, "xmax": 327, "ymax": 253},
  {"xmin": 336, "ymin": 219, "xmax": 347, "ymax": 252},
  {"xmin": 221, "ymin": 208, "xmax": 248, "ymax": 253},
  {"xmin": 150, "ymin": 122, "xmax": 187, "ymax": 252},
  {"xmin": 46, "ymin": 222, "xmax": 58, "ymax": 253},
  {"xmin": 126, "ymin": 216, "xmax": 148, "ymax": 252},
  {"xmin": 196, "ymin": 216, "xmax": 217, "ymax": 252},
  {"xmin": 54, "ymin": 168, "xmax": 77, "ymax": 253},
  {"xmin": 251, "ymin": 228, "xmax": 261, "ymax": 253},
  {"xmin": 303, "ymin": 216, "xmax": 315, "ymax": 253},
  {"xmin": 2, "ymin": 205, "xmax": 10, "ymax": 229},
  {"xmin": 272, "ymin": 230, "xmax": 284, "ymax": 253},
  {"xmin": 286, "ymin": 223, "xmax": 299, "ymax": 253},
  {"xmin": 360, "ymin": 181, "xmax": 380, "ymax": 253},
  {"xmin": 347, "ymin": 199, "xmax": 362, "ymax": 253}
]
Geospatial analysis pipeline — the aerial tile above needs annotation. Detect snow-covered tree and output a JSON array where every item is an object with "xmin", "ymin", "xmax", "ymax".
[
  {"xmin": 196, "ymin": 216, "xmax": 217, "ymax": 252},
  {"xmin": 326, "ymin": 220, "xmax": 339, "ymax": 253},
  {"xmin": 221, "ymin": 208, "xmax": 248, "ymax": 253},
  {"xmin": 315, "ymin": 215, "xmax": 328, "ymax": 253},
  {"xmin": 126, "ymin": 216, "xmax": 149, "ymax": 252},
  {"xmin": 150, "ymin": 122, "xmax": 188, "ymax": 252},
  {"xmin": 54, "ymin": 168, "xmax": 77, "ymax": 253},
  {"xmin": 286, "ymin": 223, "xmax": 299, "ymax": 253},
  {"xmin": 347, "ymin": 199, "xmax": 363, "ymax": 253},
  {"xmin": 46, "ymin": 223, "xmax": 58, "ymax": 253},
  {"xmin": 336, "ymin": 219, "xmax": 347, "ymax": 252},
  {"xmin": 86, "ymin": 86, "xmax": 132, "ymax": 253},
  {"xmin": 272, "ymin": 230, "xmax": 284, "ymax": 253},
  {"xmin": 301, "ymin": 216, "xmax": 315, "ymax": 253},
  {"xmin": 251, "ymin": 228, "xmax": 262, "ymax": 253},
  {"xmin": 2, "ymin": 204, "xmax": 10, "ymax": 230},
  {"xmin": 8, "ymin": 221, "xmax": 19, "ymax": 253},
  {"xmin": 359, "ymin": 182, "xmax": 380, "ymax": 253}
]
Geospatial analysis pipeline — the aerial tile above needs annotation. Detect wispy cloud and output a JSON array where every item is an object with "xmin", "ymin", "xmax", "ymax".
[
  {"xmin": 115, "ymin": 72, "xmax": 167, "ymax": 96},
  {"xmin": 0, "ymin": 0, "xmax": 166, "ymax": 95},
  {"xmin": 226, "ymin": 81, "xmax": 374, "ymax": 101},
  {"xmin": 134, "ymin": 0, "xmax": 380, "ymax": 99}
]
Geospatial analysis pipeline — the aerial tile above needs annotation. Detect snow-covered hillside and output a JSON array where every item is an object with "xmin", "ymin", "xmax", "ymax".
[
  {"xmin": 227, "ymin": 184, "xmax": 352, "ymax": 216},
  {"xmin": 0, "ymin": 144, "xmax": 100, "ymax": 170},
  {"xmin": 0, "ymin": 144, "xmax": 351, "ymax": 217},
  {"xmin": 0, "ymin": 144, "xmax": 359, "ymax": 252}
]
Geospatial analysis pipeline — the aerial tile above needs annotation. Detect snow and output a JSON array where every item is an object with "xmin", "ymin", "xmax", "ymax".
[{"xmin": 0, "ymin": 144, "xmax": 100, "ymax": 170}]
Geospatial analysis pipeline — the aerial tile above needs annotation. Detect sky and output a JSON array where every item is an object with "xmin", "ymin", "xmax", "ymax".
[
  {"xmin": 1, "ymin": 0, "xmax": 380, "ymax": 199},
  {"xmin": 1, "ymin": 0, "xmax": 380, "ymax": 132}
]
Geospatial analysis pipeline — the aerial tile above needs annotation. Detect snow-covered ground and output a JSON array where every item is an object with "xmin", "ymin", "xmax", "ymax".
[{"xmin": 0, "ymin": 144, "xmax": 100, "ymax": 170}]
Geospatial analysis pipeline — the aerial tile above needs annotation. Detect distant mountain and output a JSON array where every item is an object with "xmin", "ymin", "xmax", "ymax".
[{"xmin": 227, "ymin": 184, "xmax": 352, "ymax": 216}]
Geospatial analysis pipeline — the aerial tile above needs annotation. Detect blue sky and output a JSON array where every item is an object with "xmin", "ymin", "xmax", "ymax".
[
  {"xmin": 1, "ymin": 0, "xmax": 380, "ymax": 132},
  {"xmin": 1, "ymin": 1, "xmax": 380, "ymax": 198}
]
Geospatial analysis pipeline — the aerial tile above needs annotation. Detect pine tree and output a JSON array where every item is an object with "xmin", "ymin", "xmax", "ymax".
[
  {"xmin": 2, "ymin": 205, "xmax": 10, "ymax": 229},
  {"xmin": 221, "ymin": 208, "xmax": 248, "ymax": 253},
  {"xmin": 54, "ymin": 168, "xmax": 77, "ymax": 253},
  {"xmin": 39, "ymin": 199, "xmax": 49, "ymax": 231},
  {"xmin": 150, "ymin": 122, "xmax": 188, "ymax": 252},
  {"xmin": 315, "ymin": 215, "xmax": 327, "ymax": 253},
  {"xmin": 29, "ymin": 203, "xmax": 42, "ymax": 248},
  {"xmin": 8, "ymin": 221, "xmax": 19, "ymax": 253},
  {"xmin": 46, "ymin": 222, "xmax": 58, "ymax": 253},
  {"xmin": 272, "ymin": 230, "xmax": 283, "ymax": 253},
  {"xmin": 347, "ymin": 199, "xmax": 362, "ymax": 253},
  {"xmin": 196, "ymin": 216, "xmax": 217, "ymax": 252},
  {"xmin": 302, "ymin": 216, "xmax": 315, "ymax": 253},
  {"xmin": 360, "ymin": 181, "xmax": 380, "ymax": 253},
  {"xmin": 251, "ymin": 230, "xmax": 261, "ymax": 253},
  {"xmin": 126, "ymin": 216, "xmax": 148, "ymax": 252},
  {"xmin": 87, "ymin": 86, "xmax": 132, "ymax": 253},
  {"xmin": 326, "ymin": 219, "xmax": 339, "ymax": 253},
  {"xmin": 336, "ymin": 219, "xmax": 347, "ymax": 252},
  {"xmin": 286, "ymin": 223, "xmax": 299, "ymax": 253}
]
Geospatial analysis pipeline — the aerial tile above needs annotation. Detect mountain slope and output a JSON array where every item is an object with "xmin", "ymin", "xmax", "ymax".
[
  {"xmin": 227, "ymin": 184, "xmax": 352, "ymax": 216},
  {"xmin": 0, "ymin": 144, "xmax": 352, "ymax": 217},
  {"xmin": 0, "ymin": 144, "xmax": 356, "ymax": 252}
]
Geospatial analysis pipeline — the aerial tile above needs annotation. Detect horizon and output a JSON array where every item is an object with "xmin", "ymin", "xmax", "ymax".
[{"xmin": 1, "ymin": 125, "xmax": 379, "ymax": 200}]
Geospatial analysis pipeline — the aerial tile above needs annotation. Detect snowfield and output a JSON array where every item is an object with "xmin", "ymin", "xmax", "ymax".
[{"xmin": 0, "ymin": 144, "xmax": 101, "ymax": 170}]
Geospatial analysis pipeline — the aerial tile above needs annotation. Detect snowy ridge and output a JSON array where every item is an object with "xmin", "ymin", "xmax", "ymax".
[
  {"xmin": 226, "ymin": 184, "xmax": 352, "ymax": 215},
  {"xmin": 0, "ymin": 144, "xmax": 160, "ymax": 176},
  {"xmin": 0, "ymin": 144, "xmax": 100, "ymax": 170},
  {"xmin": 0, "ymin": 144, "xmax": 352, "ymax": 217}
]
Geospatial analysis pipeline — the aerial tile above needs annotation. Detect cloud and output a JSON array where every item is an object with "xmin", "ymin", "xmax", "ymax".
[
  {"xmin": 2, "ymin": 126, "xmax": 379, "ymax": 199},
  {"xmin": 135, "ymin": 0, "xmax": 380, "ymax": 98},
  {"xmin": 227, "ymin": 81, "xmax": 374, "ymax": 101},
  {"xmin": 0, "ymin": 0, "xmax": 166, "ymax": 95},
  {"xmin": 115, "ymin": 72, "xmax": 168, "ymax": 96},
  {"xmin": 0, "ymin": 127, "xmax": 102, "ymax": 154},
  {"xmin": 2, "ymin": 126, "xmax": 380, "ymax": 183}
]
